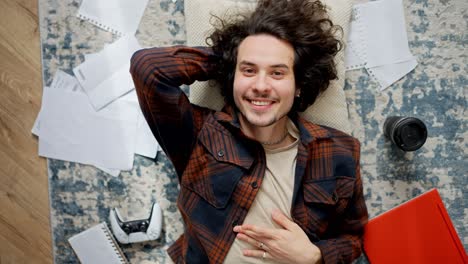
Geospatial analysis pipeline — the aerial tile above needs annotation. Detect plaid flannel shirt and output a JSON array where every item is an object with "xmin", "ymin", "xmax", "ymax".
[{"xmin": 130, "ymin": 46, "xmax": 368, "ymax": 264}]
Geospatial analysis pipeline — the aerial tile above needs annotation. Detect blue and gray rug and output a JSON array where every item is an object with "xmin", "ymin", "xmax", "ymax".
[{"xmin": 39, "ymin": 0, "xmax": 467, "ymax": 263}]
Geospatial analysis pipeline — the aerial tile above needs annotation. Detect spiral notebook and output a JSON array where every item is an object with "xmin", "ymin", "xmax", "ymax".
[
  {"xmin": 68, "ymin": 222, "xmax": 128, "ymax": 264},
  {"xmin": 77, "ymin": 0, "xmax": 149, "ymax": 35}
]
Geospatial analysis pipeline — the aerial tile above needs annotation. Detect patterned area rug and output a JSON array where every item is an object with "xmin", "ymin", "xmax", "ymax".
[{"xmin": 39, "ymin": 0, "xmax": 467, "ymax": 263}]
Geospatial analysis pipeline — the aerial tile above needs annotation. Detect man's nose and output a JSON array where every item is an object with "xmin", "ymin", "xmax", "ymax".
[{"xmin": 253, "ymin": 73, "xmax": 271, "ymax": 93}]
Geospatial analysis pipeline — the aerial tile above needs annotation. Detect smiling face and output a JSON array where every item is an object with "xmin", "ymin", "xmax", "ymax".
[{"xmin": 233, "ymin": 34, "xmax": 297, "ymax": 131}]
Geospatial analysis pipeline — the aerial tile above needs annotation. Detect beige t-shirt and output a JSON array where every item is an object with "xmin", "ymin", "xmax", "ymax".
[{"xmin": 224, "ymin": 120, "xmax": 299, "ymax": 264}]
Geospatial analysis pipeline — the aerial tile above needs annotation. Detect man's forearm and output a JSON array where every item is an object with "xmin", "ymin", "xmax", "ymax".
[
  {"xmin": 130, "ymin": 45, "xmax": 217, "ymax": 90},
  {"xmin": 129, "ymin": 45, "xmax": 218, "ymax": 176}
]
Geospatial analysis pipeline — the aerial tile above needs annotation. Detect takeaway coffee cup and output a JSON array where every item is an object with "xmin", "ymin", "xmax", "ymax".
[{"xmin": 384, "ymin": 116, "xmax": 428, "ymax": 151}]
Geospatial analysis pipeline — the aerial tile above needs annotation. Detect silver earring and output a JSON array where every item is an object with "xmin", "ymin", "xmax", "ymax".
[{"xmin": 295, "ymin": 89, "xmax": 301, "ymax": 97}]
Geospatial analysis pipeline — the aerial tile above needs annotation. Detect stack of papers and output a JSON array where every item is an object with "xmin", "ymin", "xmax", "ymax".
[
  {"xmin": 345, "ymin": 0, "xmax": 418, "ymax": 90},
  {"xmin": 33, "ymin": 1, "xmax": 159, "ymax": 176},
  {"xmin": 34, "ymin": 52, "xmax": 159, "ymax": 176}
]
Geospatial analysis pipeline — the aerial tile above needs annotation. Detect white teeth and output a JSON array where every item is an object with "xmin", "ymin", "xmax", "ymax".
[{"xmin": 251, "ymin": 100, "xmax": 270, "ymax": 106}]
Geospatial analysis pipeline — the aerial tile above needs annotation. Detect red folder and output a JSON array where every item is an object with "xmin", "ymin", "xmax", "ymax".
[{"xmin": 363, "ymin": 188, "xmax": 467, "ymax": 264}]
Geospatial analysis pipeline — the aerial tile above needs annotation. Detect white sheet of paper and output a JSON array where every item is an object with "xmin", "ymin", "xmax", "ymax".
[
  {"xmin": 73, "ymin": 34, "xmax": 141, "ymax": 110},
  {"xmin": 369, "ymin": 58, "xmax": 418, "ymax": 90},
  {"xmin": 39, "ymin": 130, "xmax": 122, "ymax": 177},
  {"xmin": 33, "ymin": 71, "xmax": 122, "ymax": 176},
  {"xmin": 96, "ymin": 167, "xmax": 121, "ymax": 177},
  {"xmin": 32, "ymin": 114, "xmax": 41, "ymax": 136},
  {"xmin": 134, "ymin": 109, "xmax": 159, "ymax": 158},
  {"xmin": 345, "ymin": 6, "xmax": 366, "ymax": 70},
  {"xmin": 38, "ymin": 87, "xmax": 138, "ymax": 170},
  {"xmin": 120, "ymin": 90, "xmax": 160, "ymax": 158},
  {"xmin": 345, "ymin": 41, "xmax": 365, "ymax": 71},
  {"xmin": 77, "ymin": 0, "xmax": 149, "ymax": 35},
  {"xmin": 345, "ymin": 0, "xmax": 418, "ymax": 89},
  {"xmin": 32, "ymin": 70, "xmax": 83, "ymax": 136},
  {"xmin": 32, "ymin": 89, "xmax": 48, "ymax": 137},
  {"xmin": 355, "ymin": 0, "xmax": 414, "ymax": 67},
  {"xmin": 50, "ymin": 69, "xmax": 84, "ymax": 92}
]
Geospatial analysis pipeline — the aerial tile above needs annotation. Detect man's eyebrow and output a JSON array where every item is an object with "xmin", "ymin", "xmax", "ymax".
[
  {"xmin": 270, "ymin": 64, "xmax": 290, "ymax": 69},
  {"xmin": 238, "ymin": 60, "xmax": 290, "ymax": 69},
  {"xmin": 238, "ymin": 60, "xmax": 256, "ymax": 67}
]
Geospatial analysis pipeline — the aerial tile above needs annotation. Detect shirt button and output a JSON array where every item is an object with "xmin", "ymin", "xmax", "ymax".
[
  {"xmin": 217, "ymin": 150, "xmax": 224, "ymax": 157},
  {"xmin": 232, "ymin": 219, "xmax": 239, "ymax": 227},
  {"xmin": 251, "ymin": 181, "xmax": 258, "ymax": 189}
]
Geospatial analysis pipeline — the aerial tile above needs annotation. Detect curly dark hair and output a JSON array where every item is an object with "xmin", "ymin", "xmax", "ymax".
[{"xmin": 206, "ymin": 0, "xmax": 342, "ymax": 112}]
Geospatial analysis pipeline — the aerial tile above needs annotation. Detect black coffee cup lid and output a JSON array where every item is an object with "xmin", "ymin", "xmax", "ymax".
[{"xmin": 393, "ymin": 117, "xmax": 428, "ymax": 151}]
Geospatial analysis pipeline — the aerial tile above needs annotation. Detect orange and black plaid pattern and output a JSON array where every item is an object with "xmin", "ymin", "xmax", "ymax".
[{"xmin": 130, "ymin": 46, "xmax": 368, "ymax": 264}]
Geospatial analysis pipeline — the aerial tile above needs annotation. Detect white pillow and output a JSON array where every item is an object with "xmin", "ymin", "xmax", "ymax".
[{"xmin": 185, "ymin": 0, "xmax": 352, "ymax": 133}]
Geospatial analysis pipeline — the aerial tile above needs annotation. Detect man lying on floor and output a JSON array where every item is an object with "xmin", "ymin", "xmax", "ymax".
[{"xmin": 130, "ymin": 0, "xmax": 368, "ymax": 263}]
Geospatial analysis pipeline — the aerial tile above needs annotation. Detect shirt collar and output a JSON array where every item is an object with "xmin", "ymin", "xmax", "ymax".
[
  {"xmin": 290, "ymin": 113, "xmax": 332, "ymax": 144},
  {"xmin": 215, "ymin": 104, "xmax": 241, "ymax": 129}
]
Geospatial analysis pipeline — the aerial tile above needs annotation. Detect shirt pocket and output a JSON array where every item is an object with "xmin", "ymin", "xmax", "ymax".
[
  {"xmin": 303, "ymin": 176, "xmax": 356, "ymax": 212},
  {"xmin": 181, "ymin": 161, "xmax": 245, "ymax": 209},
  {"xmin": 180, "ymin": 122, "xmax": 253, "ymax": 209}
]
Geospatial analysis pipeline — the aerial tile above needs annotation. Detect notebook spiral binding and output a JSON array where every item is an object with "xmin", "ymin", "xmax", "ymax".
[
  {"xmin": 355, "ymin": 4, "xmax": 379, "ymax": 88},
  {"xmin": 346, "ymin": 5, "xmax": 382, "ymax": 89},
  {"xmin": 101, "ymin": 223, "xmax": 129, "ymax": 264},
  {"xmin": 346, "ymin": 41, "xmax": 366, "ymax": 71},
  {"xmin": 346, "ymin": 6, "xmax": 367, "ymax": 71},
  {"xmin": 77, "ymin": 13, "xmax": 123, "ymax": 36}
]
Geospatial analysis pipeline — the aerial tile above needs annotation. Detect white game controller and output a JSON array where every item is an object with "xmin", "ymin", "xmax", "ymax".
[{"xmin": 109, "ymin": 203, "xmax": 162, "ymax": 244}]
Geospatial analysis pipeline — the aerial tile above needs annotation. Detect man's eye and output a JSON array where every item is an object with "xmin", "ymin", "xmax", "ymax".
[
  {"xmin": 272, "ymin": 71, "xmax": 284, "ymax": 77},
  {"xmin": 242, "ymin": 68, "xmax": 255, "ymax": 75}
]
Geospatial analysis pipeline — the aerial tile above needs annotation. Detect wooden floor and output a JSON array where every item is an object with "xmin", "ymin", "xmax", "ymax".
[{"xmin": 0, "ymin": 0, "xmax": 53, "ymax": 263}]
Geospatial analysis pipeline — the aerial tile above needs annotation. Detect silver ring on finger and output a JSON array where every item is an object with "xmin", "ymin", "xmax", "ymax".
[
  {"xmin": 259, "ymin": 242, "xmax": 264, "ymax": 249},
  {"xmin": 262, "ymin": 250, "xmax": 267, "ymax": 260}
]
